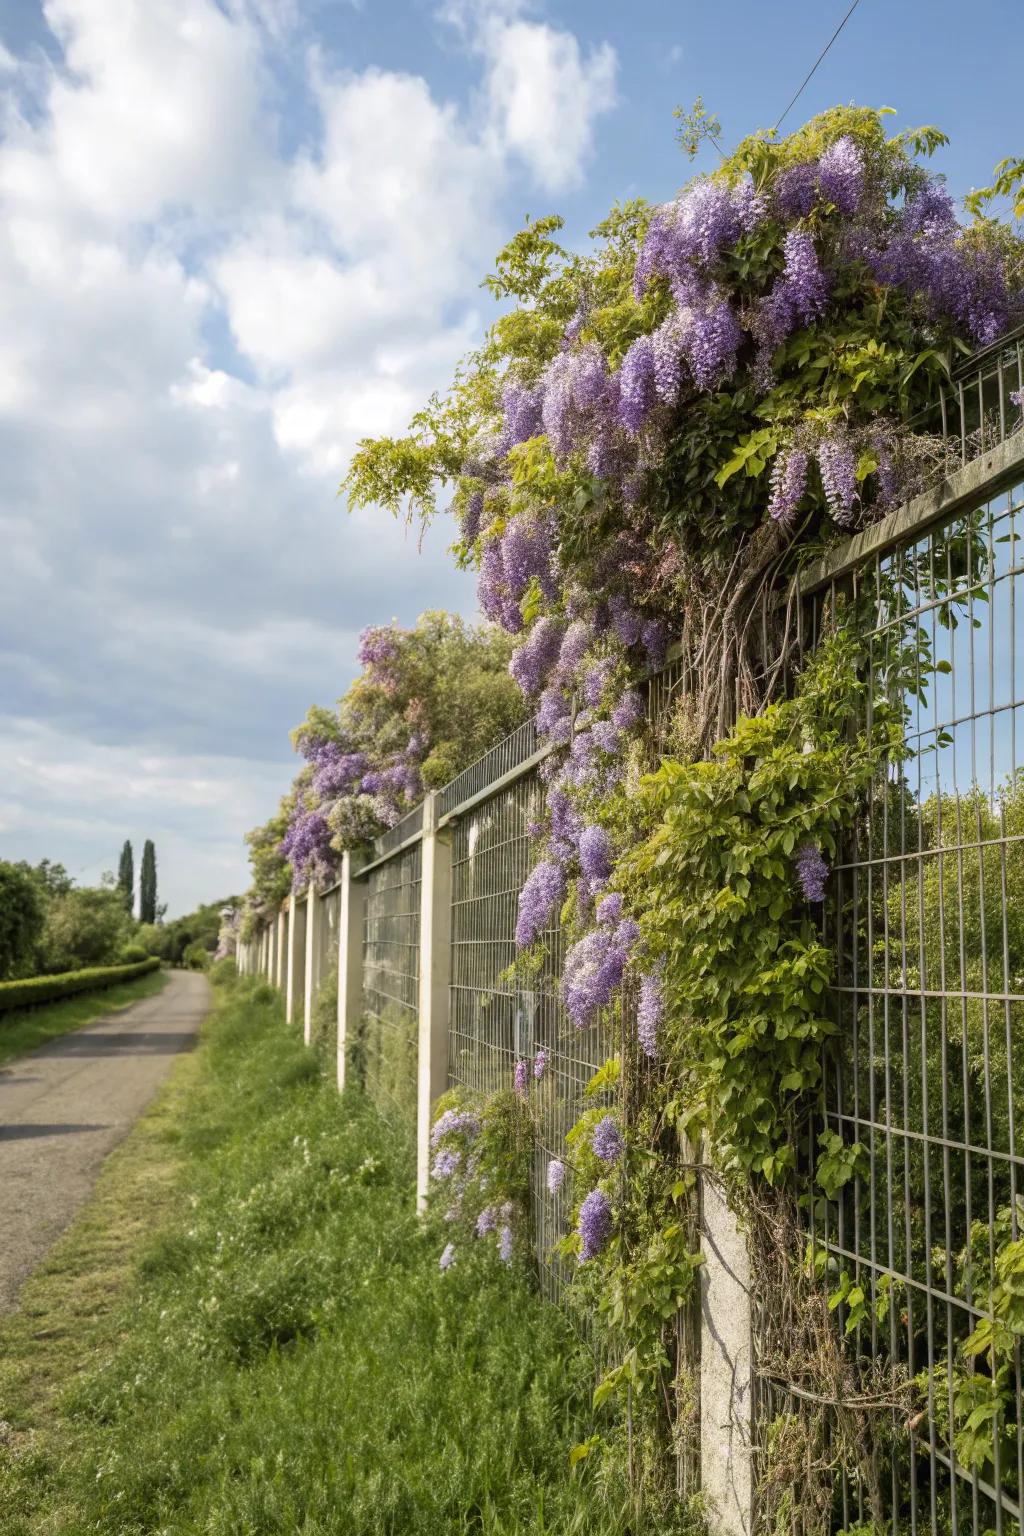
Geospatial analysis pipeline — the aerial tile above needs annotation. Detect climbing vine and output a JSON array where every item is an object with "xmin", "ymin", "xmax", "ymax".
[{"xmin": 349, "ymin": 103, "xmax": 1024, "ymax": 1524}]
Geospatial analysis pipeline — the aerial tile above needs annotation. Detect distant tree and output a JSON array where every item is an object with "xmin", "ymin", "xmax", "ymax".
[
  {"xmin": 38, "ymin": 885, "xmax": 129, "ymax": 974},
  {"xmin": 116, "ymin": 840, "xmax": 134, "ymax": 914},
  {"xmin": 139, "ymin": 840, "xmax": 158, "ymax": 925},
  {"xmin": 31, "ymin": 859, "xmax": 74, "ymax": 898},
  {"xmin": 0, "ymin": 861, "xmax": 45, "ymax": 980}
]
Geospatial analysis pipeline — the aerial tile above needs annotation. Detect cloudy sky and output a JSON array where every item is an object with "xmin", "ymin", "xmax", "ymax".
[{"xmin": 0, "ymin": 0, "xmax": 1020, "ymax": 915}]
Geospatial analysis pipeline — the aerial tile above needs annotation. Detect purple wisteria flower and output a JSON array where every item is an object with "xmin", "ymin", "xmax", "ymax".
[
  {"xmin": 515, "ymin": 859, "xmax": 565, "ymax": 949},
  {"xmin": 686, "ymin": 299, "xmax": 743, "ymax": 390},
  {"xmin": 547, "ymin": 1158, "xmax": 566, "ymax": 1195},
  {"xmin": 563, "ymin": 919, "xmax": 639, "ymax": 1030},
  {"xmin": 509, "ymin": 615, "xmax": 565, "ymax": 696},
  {"xmin": 579, "ymin": 825, "xmax": 613, "ymax": 886},
  {"xmin": 595, "ymin": 892, "xmax": 624, "ymax": 926},
  {"xmin": 816, "ymin": 136, "xmax": 865, "ymax": 215},
  {"xmin": 608, "ymin": 596, "xmax": 642, "ymax": 648},
  {"xmin": 533, "ymin": 1049, "xmax": 547, "ymax": 1080},
  {"xmin": 578, "ymin": 1188, "xmax": 613, "ymax": 1261},
  {"xmin": 280, "ymin": 806, "xmax": 337, "ymax": 890},
  {"xmin": 618, "ymin": 333, "xmax": 658, "ymax": 435},
  {"xmin": 583, "ymin": 657, "xmax": 615, "ymax": 707},
  {"xmin": 430, "ymin": 1108, "xmax": 479, "ymax": 1148},
  {"xmin": 795, "ymin": 842, "xmax": 830, "ymax": 902},
  {"xmin": 439, "ymin": 1242, "xmax": 456, "ymax": 1272},
  {"xmin": 513, "ymin": 1058, "xmax": 530, "ymax": 1099},
  {"xmin": 476, "ymin": 1205, "xmax": 497, "ymax": 1237},
  {"xmin": 431, "ymin": 1147, "xmax": 461, "ymax": 1182},
  {"xmin": 556, "ymin": 620, "xmax": 595, "ymax": 683},
  {"xmin": 767, "ymin": 448, "xmax": 810, "ymax": 524},
  {"xmin": 498, "ymin": 378, "xmax": 544, "ymax": 455},
  {"xmin": 651, "ymin": 309, "xmax": 689, "ymax": 404},
  {"xmin": 462, "ymin": 488, "xmax": 484, "ymax": 542},
  {"xmin": 498, "ymin": 1224, "xmax": 514, "ymax": 1264},
  {"xmin": 611, "ymin": 689, "xmax": 644, "ymax": 731},
  {"xmin": 592, "ymin": 1114, "xmax": 624, "ymax": 1164},
  {"xmin": 817, "ymin": 435, "xmax": 858, "ymax": 525},
  {"xmin": 775, "ymin": 160, "xmax": 818, "ymax": 218},
  {"xmin": 637, "ymin": 970, "xmax": 662, "ymax": 1060},
  {"xmin": 357, "ymin": 624, "xmax": 400, "ymax": 668}
]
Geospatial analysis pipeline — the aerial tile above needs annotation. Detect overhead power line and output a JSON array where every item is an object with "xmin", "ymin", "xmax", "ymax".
[{"xmin": 772, "ymin": 0, "xmax": 864, "ymax": 136}]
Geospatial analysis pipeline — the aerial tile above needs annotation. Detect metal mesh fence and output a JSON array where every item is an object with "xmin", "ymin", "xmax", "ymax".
[
  {"xmin": 319, "ymin": 886, "xmax": 340, "ymax": 989},
  {"xmin": 446, "ymin": 768, "xmax": 614, "ymax": 1301},
  {"xmin": 783, "ymin": 468, "xmax": 1024, "ymax": 1533},
  {"xmin": 361, "ymin": 844, "xmax": 421, "ymax": 1133}
]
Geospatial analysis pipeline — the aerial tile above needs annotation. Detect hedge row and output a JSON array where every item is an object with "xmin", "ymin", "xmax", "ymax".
[{"xmin": 0, "ymin": 957, "xmax": 161, "ymax": 1014}]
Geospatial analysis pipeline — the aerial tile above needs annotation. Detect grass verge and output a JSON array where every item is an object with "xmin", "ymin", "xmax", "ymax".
[
  {"xmin": 0, "ymin": 966, "xmax": 168, "ymax": 1067},
  {"xmin": 0, "ymin": 971, "xmax": 666, "ymax": 1536}
]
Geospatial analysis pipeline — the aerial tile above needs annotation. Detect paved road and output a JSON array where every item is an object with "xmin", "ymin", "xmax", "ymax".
[{"xmin": 0, "ymin": 969, "xmax": 210, "ymax": 1310}]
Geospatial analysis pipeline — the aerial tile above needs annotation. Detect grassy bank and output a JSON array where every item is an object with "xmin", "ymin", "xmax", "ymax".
[
  {"xmin": 0, "ymin": 971, "xmax": 662, "ymax": 1536},
  {"xmin": 0, "ymin": 965, "xmax": 168, "ymax": 1067}
]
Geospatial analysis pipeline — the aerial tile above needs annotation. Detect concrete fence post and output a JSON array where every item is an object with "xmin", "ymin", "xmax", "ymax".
[
  {"xmin": 416, "ymin": 792, "xmax": 452, "ymax": 1210},
  {"xmin": 336, "ymin": 851, "xmax": 367, "ymax": 1093},
  {"xmin": 303, "ymin": 884, "xmax": 323, "ymax": 1046},
  {"xmin": 700, "ymin": 1166, "xmax": 754, "ymax": 1535},
  {"xmin": 267, "ymin": 921, "xmax": 276, "ymax": 986},
  {"xmin": 275, "ymin": 908, "xmax": 287, "ymax": 991},
  {"xmin": 285, "ymin": 892, "xmax": 307, "ymax": 1026}
]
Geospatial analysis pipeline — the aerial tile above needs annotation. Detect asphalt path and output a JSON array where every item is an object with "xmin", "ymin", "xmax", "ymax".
[{"xmin": 0, "ymin": 969, "xmax": 209, "ymax": 1310}]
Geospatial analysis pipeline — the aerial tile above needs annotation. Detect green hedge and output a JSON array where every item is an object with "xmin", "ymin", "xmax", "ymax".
[{"xmin": 0, "ymin": 957, "xmax": 161, "ymax": 1014}]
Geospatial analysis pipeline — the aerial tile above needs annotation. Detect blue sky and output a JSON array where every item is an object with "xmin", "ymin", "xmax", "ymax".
[{"xmin": 0, "ymin": 0, "xmax": 1020, "ymax": 914}]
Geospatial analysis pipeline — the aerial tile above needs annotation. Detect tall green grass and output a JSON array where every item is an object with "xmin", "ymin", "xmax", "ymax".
[{"xmin": 1, "ymin": 972, "xmax": 697, "ymax": 1535}]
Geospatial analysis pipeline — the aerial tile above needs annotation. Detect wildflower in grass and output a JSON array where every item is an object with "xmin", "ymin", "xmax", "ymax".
[
  {"xmin": 547, "ymin": 1158, "xmax": 566, "ymax": 1194},
  {"xmin": 476, "ymin": 1205, "xmax": 497, "ymax": 1237},
  {"xmin": 514, "ymin": 1058, "xmax": 529, "ymax": 1098},
  {"xmin": 498, "ymin": 1224, "xmax": 514, "ymax": 1263},
  {"xmin": 795, "ymin": 842, "xmax": 829, "ymax": 902},
  {"xmin": 592, "ymin": 1115, "xmax": 624, "ymax": 1164},
  {"xmin": 430, "ymin": 1108, "xmax": 479, "ymax": 1149},
  {"xmin": 578, "ymin": 1188, "xmax": 613, "ymax": 1260},
  {"xmin": 533, "ymin": 1049, "xmax": 547, "ymax": 1080},
  {"xmin": 439, "ymin": 1243, "xmax": 457, "ymax": 1272},
  {"xmin": 431, "ymin": 1147, "xmax": 461, "ymax": 1181}
]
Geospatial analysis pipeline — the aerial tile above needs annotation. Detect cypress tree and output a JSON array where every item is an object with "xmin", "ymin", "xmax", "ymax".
[
  {"xmin": 116, "ymin": 840, "xmax": 134, "ymax": 914},
  {"xmin": 140, "ymin": 840, "xmax": 158, "ymax": 925}
]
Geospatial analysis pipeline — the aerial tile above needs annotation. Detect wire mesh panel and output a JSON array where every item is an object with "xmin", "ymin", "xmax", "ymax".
[
  {"xmin": 319, "ymin": 886, "xmax": 340, "ymax": 989},
  {"xmin": 446, "ymin": 769, "xmax": 613, "ymax": 1301},
  {"xmin": 787, "ymin": 470, "xmax": 1024, "ymax": 1533},
  {"xmin": 361, "ymin": 845, "xmax": 421, "ymax": 1135}
]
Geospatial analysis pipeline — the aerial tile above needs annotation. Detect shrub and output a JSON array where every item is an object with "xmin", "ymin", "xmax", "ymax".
[
  {"xmin": 0, "ymin": 957, "xmax": 160, "ymax": 1013},
  {"xmin": 119, "ymin": 942, "xmax": 149, "ymax": 964},
  {"xmin": 182, "ymin": 942, "xmax": 209, "ymax": 971},
  {"xmin": 0, "ymin": 861, "xmax": 45, "ymax": 980}
]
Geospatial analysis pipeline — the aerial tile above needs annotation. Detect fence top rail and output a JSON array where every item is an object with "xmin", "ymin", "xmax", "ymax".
[
  {"xmin": 371, "ymin": 801, "xmax": 424, "ymax": 862},
  {"xmin": 797, "ymin": 431, "xmax": 1024, "ymax": 596}
]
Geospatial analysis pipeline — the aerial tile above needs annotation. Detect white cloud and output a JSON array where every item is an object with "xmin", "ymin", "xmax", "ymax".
[
  {"xmin": 0, "ymin": 0, "xmax": 617, "ymax": 913},
  {"xmin": 482, "ymin": 20, "xmax": 617, "ymax": 191}
]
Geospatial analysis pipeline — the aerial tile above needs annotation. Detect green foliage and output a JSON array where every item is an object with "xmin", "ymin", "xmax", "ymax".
[
  {"xmin": 139, "ymin": 838, "xmax": 158, "ymax": 925},
  {"xmin": 145, "ymin": 895, "xmax": 240, "ymax": 966},
  {"xmin": 0, "ymin": 977, "xmax": 690, "ymax": 1536},
  {"xmin": 119, "ymin": 942, "xmax": 149, "ymax": 964},
  {"xmin": 0, "ymin": 957, "xmax": 160, "ymax": 1013},
  {"xmin": 116, "ymin": 839, "xmax": 134, "ymax": 914},
  {"xmin": 621, "ymin": 626, "xmax": 901, "ymax": 1181},
  {"xmin": 39, "ymin": 884, "xmax": 134, "ymax": 975},
  {"xmin": 0, "ymin": 861, "xmax": 45, "ymax": 981}
]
